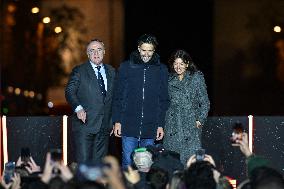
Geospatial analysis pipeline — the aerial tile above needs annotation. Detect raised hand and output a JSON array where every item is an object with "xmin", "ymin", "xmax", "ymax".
[{"xmin": 25, "ymin": 156, "xmax": 41, "ymax": 174}]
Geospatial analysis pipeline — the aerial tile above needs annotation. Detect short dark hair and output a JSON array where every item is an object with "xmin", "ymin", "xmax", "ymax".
[
  {"xmin": 184, "ymin": 161, "xmax": 216, "ymax": 189},
  {"xmin": 137, "ymin": 34, "xmax": 158, "ymax": 48},
  {"xmin": 250, "ymin": 166, "xmax": 284, "ymax": 189},
  {"xmin": 146, "ymin": 167, "xmax": 169, "ymax": 189}
]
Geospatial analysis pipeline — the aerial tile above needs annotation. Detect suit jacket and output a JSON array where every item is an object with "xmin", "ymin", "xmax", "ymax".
[{"xmin": 65, "ymin": 61, "xmax": 116, "ymax": 134}]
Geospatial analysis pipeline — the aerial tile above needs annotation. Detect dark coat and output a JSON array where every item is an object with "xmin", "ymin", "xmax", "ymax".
[
  {"xmin": 112, "ymin": 51, "xmax": 169, "ymax": 138},
  {"xmin": 163, "ymin": 71, "xmax": 210, "ymax": 165},
  {"xmin": 65, "ymin": 62, "xmax": 116, "ymax": 133}
]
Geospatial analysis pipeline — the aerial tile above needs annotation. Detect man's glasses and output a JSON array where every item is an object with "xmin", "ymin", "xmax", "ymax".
[{"xmin": 88, "ymin": 48, "xmax": 104, "ymax": 54}]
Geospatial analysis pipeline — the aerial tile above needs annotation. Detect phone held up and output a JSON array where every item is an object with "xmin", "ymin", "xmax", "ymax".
[
  {"xmin": 77, "ymin": 162, "xmax": 111, "ymax": 182},
  {"xmin": 195, "ymin": 148, "xmax": 205, "ymax": 162},
  {"xmin": 49, "ymin": 148, "xmax": 63, "ymax": 162},
  {"xmin": 4, "ymin": 161, "xmax": 16, "ymax": 184},
  {"xmin": 49, "ymin": 148, "xmax": 63, "ymax": 175},
  {"xmin": 21, "ymin": 147, "xmax": 31, "ymax": 166},
  {"xmin": 230, "ymin": 122, "xmax": 244, "ymax": 144}
]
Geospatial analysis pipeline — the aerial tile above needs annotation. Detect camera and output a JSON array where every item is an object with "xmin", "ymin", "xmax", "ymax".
[
  {"xmin": 230, "ymin": 122, "xmax": 244, "ymax": 144},
  {"xmin": 195, "ymin": 149, "xmax": 205, "ymax": 162},
  {"xmin": 4, "ymin": 162, "xmax": 15, "ymax": 184}
]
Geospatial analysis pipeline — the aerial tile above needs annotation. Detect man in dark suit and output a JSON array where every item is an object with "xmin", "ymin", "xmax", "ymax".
[{"xmin": 65, "ymin": 39, "xmax": 116, "ymax": 164}]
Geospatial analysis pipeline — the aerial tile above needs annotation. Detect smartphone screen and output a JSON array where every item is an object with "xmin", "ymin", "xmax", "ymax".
[
  {"xmin": 77, "ymin": 164, "xmax": 104, "ymax": 181},
  {"xmin": 4, "ymin": 162, "xmax": 15, "ymax": 184},
  {"xmin": 231, "ymin": 122, "xmax": 244, "ymax": 144}
]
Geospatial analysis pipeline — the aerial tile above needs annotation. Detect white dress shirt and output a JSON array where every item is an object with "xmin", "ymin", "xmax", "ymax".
[{"xmin": 75, "ymin": 62, "xmax": 108, "ymax": 113}]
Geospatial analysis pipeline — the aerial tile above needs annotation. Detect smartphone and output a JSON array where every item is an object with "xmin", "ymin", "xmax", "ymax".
[
  {"xmin": 230, "ymin": 122, "xmax": 244, "ymax": 144},
  {"xmin": 196, "ymin": 149, "xmax": 205, "ymax": 162},
  {"xmin": 21, "ymin": 147, "xmax": 31, "ymax": 165},
  {"xmin": 4, "ymin": 162, "xmax": 16, "ymax": 184},
  {"xmin": 77, "ymin": 162, "xmax": 111, "ymax": 181},
  {"xmin": 49, "ymin": 148, "xmax": 62, "ymax": 162},
  {"xmin": 77, "ymin": 164, "xmax": 102, "ymax": 181}
]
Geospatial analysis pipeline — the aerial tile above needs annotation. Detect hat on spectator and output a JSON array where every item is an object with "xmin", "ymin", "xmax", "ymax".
[
  {"xmin": 247, "ymin": 155, "xmax": 270, "ymax": 176},
  {"xmin": 150, "ymin": 147, "xmax": 184, "ymax": 179},
  {"xmin": 132, "ymin": 147, "xmax": 153, "ymax": 172}
]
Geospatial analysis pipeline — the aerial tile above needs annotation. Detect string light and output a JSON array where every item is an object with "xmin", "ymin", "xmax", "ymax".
[
  {"xmin": 274, "ymin": 26, "xmax": 281, "ymax": 33},
  {"xmin": 5, "ymin": 86, "xmax": 42, "ymax": 100},
  {"xmin": 42, "ymin": 17, "xmax": 51, "ymax": 24},
  {"xmin": 31, "ymin": 7, "xmax": 39, "ymax": 14},
  {"xmin": 54, "ymin": 26, "xmax": 62, "ymax": 33}
]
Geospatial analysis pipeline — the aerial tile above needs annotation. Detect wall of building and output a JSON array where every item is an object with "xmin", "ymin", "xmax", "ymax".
[{"xmin": 42, "ymin": 0, "xmax": 124, "ymax": 107}]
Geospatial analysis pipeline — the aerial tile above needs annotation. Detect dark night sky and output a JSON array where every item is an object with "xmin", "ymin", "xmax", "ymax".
[
  {"xmin": 124, "ymin": 0, "xmax": 284, "ymax": 116},
  {"xmin": 124, "ymin": 0, "xmax": 214, "ymax": 113},
  {"xmin": 124, "ymin": 0, "xmax": 213, "ymax": 63}
]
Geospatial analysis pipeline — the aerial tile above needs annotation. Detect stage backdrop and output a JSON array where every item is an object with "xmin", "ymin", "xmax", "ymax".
[
  {"xmin": 202, "ymin": 116, "xmax": 284, "ymax": 181},
  {"xmin": 2, "ymin": 116, "xmax": 284, "ymax": 182},
  {"xmin": 5, "ymin": 116, "xmax": 62, "ymax": 167}
]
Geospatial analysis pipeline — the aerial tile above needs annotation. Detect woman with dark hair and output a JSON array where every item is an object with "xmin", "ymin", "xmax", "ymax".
[{"xmin": 163, "ymin": 49, "xmax": 210, "ymax": 166}]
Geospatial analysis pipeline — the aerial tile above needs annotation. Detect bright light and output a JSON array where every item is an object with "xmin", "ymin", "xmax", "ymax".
[
  {"xmin": 248, "ymin": 115, "xmax": 254, "ymax": 153},
  {"xmin": 229, "ymin": 179, "xmax": 237, "ymax": 189},
  {"xmin": 63, "ymin": 115, "xmax": 68, "ymax": 165},
  {"xmin": 14, "ymin": 88, "xmax": 21, "ymax": 95},
  {"xmin": 29, "ymin": 91, "xmax": 35, "ymax": 98},
  {"xmin": 31, "ymin": 7, "xmax": 39, "ymax": 14},
  {"xmin": 274, "ymin": 26, "xmax": 281, "ymax": 33},
  {"xmin": 2, "ymin": 116, "xmax": 9, "ymax": 165},
  {"xmin": 225, "ymin": 176, "xmax": 237, "ymax": 189},
  {"xmin": 42, "ymin": 17, "xmax": 51, "ymax": 24},
  {"xmin": 54, "ymin": 26, "xmax": 62, "ymax": 33},
  {"xmin": 48, "ymin": 101, "xmax": 54, "ymax": 108}
]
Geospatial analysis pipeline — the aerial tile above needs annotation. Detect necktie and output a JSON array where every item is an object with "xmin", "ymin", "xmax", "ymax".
[{"xmin": 96, "ymin": 66, "xmax": 106, "ymax": 98}]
